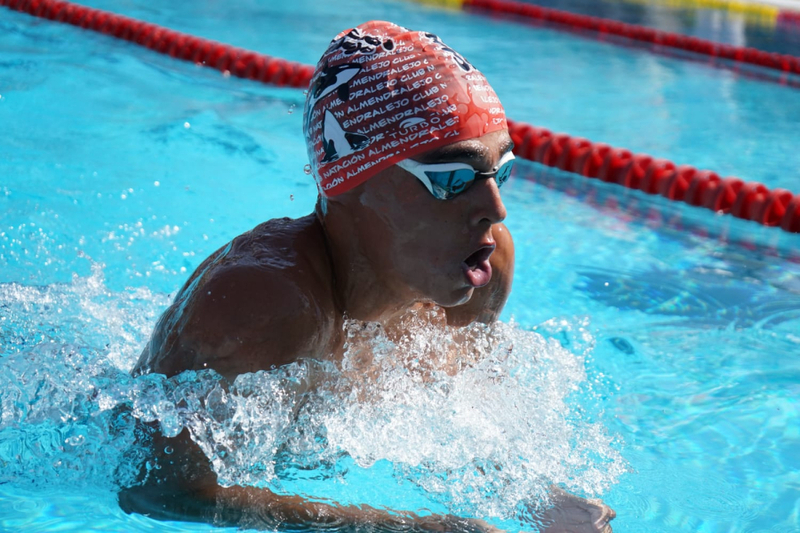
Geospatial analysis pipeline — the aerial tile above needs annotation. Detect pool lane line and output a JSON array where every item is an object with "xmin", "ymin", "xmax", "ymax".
[
  {"xmin": 3, "ymin": 0, "xmax": 799, "ymax": 233},
  {"xmin": 413, "ymin": 0, "xmax": 800, "ymax": 77},
  {"xmin": 505, "ymin": 120, "xmax": 800, "ymax": 233}
]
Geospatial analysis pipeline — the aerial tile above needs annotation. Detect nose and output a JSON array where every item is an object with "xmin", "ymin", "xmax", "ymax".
[{"xmin": 468, "ymin": 176, "xmax": 507, "ymax": 227}]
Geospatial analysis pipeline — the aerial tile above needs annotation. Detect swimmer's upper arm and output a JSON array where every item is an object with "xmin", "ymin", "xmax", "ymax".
[
  {"xmin": 445, "ymin": 222, "xmax": 514, "ymax": 327},
  {"xmin": 149, "ymin": 263, "xmax": 332, "ymax": 379}
]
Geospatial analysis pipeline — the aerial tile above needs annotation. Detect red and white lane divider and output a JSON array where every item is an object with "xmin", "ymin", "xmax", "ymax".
[
  {"xmin": 462, "ymin": 0, "xmax": 800, "ymax": 77},
  {"xmin": 506, "ymin": 120, "xmax": 800, "ymax": 232},
  {"xmin": 2, "ymin": 0, "xmax": 799, "ymax": 233}
]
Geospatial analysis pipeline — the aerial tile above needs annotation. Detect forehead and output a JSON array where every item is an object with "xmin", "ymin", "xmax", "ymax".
[{"xmin": 415, "ymin": 131, "xmax": 514, "ymax": 165}]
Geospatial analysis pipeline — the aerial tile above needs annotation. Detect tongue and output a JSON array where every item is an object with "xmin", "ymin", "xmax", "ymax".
[{"xmin": 462, "ymin": 259, "xmax": 493, "ymax": 288}]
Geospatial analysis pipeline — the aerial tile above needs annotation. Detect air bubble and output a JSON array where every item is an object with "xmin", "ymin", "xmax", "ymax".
[
  {"xmin": 164, "ymin": 446, "xmax": 174, "ymax": 455},
  {"xmin": 65, "ymin": 435, "xmax": 85, "ymax": 446},
  {"xmin": 303, "ymin": 164, "xmax": 312, "ymax": 175},
  {"xmin": 287, "ymin": 104, "xmax": 296, "ymax": 114}
]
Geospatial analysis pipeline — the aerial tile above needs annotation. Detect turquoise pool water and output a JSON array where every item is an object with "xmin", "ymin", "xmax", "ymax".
[{"xmin": 2, "ymin": 0, "xmax": 800, "ymax": 531}]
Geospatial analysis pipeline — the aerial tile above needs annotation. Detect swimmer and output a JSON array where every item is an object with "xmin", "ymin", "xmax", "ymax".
[{"xmin": 120, "ymin": 21, "xmax": 616, "ymax": 533}]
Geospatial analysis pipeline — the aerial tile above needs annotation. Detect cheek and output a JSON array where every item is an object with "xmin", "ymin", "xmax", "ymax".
[{"xmin": 360, "ymin": 178, "xmax": 462, "ymax": 270}]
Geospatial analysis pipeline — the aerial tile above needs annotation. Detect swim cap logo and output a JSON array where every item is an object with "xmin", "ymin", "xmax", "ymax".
[
  {"xmin": 305, "ymin": 28, "xmax": 398, "ymax": 164},
  {"xmin": 328, "ymin": 28, "xmax": 395, "ymax": 57},
  {"xmin": 422, "ymin": 33, "xmax": 473, "ymax": 72},
  {"xmin": 321, "ymin": 110, "xmax": 370, "ymax": 163},
  {"xmin": 308, "ymin": 63, "xmax": 362, "ymax": 111}
]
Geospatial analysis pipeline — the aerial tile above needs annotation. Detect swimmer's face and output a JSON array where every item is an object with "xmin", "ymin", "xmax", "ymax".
[{"xmin": 352, "ymin": 129, "xmax": 511, "ymax": 307}]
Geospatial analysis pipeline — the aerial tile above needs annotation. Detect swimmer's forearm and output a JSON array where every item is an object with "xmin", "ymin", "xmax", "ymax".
[
  {"xmin": 209, "ymin": 485, "xmax": 504, "ymax": 532},
  {"xmin": 119, "ymin": 429, "xmax": 502, "ymax": 532}
]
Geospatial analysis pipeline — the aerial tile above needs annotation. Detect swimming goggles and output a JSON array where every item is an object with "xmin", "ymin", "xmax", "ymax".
[{"xmin": 396, "ymin": 150, "xmax": 515, "ymax": 200}]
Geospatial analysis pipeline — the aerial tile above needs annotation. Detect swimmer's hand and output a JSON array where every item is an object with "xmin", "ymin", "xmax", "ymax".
[{"xmin": 533, "ymin": 486, "xmax": 616, "ymax": 533}]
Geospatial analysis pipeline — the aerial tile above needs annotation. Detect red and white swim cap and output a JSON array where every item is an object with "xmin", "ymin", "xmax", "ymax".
[{"xmin": 303, "ymin": 21, "xmax": 508, "ymax": 197}]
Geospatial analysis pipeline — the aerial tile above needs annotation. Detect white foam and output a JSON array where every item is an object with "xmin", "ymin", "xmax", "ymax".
[{"xmin": 0, "ymin": 268, "xmax": 626, "ymax": 525}]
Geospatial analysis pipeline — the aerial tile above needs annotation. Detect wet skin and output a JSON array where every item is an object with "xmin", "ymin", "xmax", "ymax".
[
  {"xmin": 123, "ymin": 130, "xmax": 615, "ymax": 532},
  {"xmin": 132, "ymin": 130, "xmax": 514, "ymax": 381}
]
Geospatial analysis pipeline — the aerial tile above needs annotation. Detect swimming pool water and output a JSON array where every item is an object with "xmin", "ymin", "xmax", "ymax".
[{"xmin": 2, "ymin": 0, "xmax": 800, "ymax": 531}]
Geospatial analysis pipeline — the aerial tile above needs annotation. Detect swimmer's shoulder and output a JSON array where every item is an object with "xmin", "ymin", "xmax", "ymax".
[{"xmin": 135, "ymin": 214, "xmax": 340, "ymax": 380}]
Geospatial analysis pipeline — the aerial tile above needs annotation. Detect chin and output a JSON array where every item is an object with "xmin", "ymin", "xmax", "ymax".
[{"xmin": 435, "ymin": 286, "xmax": 474, "ymax": 308}]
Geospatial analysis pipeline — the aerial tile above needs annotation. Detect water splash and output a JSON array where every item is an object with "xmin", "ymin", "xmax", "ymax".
[
  {"xmin": 0, "ymin": 264, "xmax": 168, "ymax": 490},
  {"xmin": 0, "ymin": 269, "xmax": 625, "ymax": 526},
  {"xmin": 321, "ymin": 310, "xmax": 626, "ymax": 518},
  {"xmin": 0, "ymin": 261, "xmax": 167, "ymax": 369}
]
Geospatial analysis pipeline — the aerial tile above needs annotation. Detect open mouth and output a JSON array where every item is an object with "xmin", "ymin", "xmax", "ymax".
[{"xmin": 461, "ymin": 245, "xmax": 495, "ymax": 288}]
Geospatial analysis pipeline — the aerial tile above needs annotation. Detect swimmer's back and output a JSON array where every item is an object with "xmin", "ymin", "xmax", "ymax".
[{"xmin": 132, "ymin": 215, "xmax": 340, "ymax": 381}]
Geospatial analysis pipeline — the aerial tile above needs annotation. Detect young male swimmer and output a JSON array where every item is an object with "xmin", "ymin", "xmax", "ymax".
[{"xmin": 120, "ymin": 21, "xmax": 616, "ymax": 532}]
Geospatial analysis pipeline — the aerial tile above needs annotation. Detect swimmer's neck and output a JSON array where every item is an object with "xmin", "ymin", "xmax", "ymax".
[{"xmin": 315, "ymin": 202, "xmax": 426, "ymax": 324}]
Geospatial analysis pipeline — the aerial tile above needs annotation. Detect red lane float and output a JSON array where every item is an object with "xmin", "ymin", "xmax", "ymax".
[
  {"xmin": 463, "ymin": 0, "xmax": 800, "ymax": 77},
  {"xmin": 507, "ymin": 120, "xmax": 800, "ymax": 232},
  {"xmin": 2, "ymin": 0, "xmax": 799, "ymax": 233},
  {"xmin": 0, "ymin": 0, "xmax": 314, "ymax": 88}
]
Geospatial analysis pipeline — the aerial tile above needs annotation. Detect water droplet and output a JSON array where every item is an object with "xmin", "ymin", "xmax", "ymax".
[
  {"xmin": 289, "ymin": 195, "xmax": 294, "ymax": 201},
  {"xmin": 154, "ymin": 181, "xmax": 160, "ymax": 187},
  {"xmin": 184, "ymin": 122, "xmax": 191, "ymax": 129},
  {"xmin": 65, "ymin": 435, "xmax": 84, "ymax": 446},
  {"xmin": 303, "ymin": 164, "xmax": 312, "ymax": 175}
]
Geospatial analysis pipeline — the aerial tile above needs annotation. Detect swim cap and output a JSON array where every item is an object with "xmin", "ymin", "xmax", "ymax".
[{"xmin": 303, "ymin": 21, "xmax": 507, "ymax": 197}]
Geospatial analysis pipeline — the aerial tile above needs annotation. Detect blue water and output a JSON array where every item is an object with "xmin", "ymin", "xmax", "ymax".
[{"xmin": 2, "ymin": 0, "xmax": 800, "ymax": 531}]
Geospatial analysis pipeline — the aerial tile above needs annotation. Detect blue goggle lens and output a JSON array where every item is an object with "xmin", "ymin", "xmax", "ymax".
[{"xmin": 425, "ymin": 159, "xmax": 514, "ymax": 200}]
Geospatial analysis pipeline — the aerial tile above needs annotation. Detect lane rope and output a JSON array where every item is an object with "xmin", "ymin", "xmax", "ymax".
[
  {"xmin": 417, "ymin": 0, "xmax": 800, "ymax": 77},
  {"xmin": 2, "ymin": 0, "xmax": 799, "ymax": 233},
  {"xmin": 506, "ymin": 120, "xmax": 800, "ymax": 232}
]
